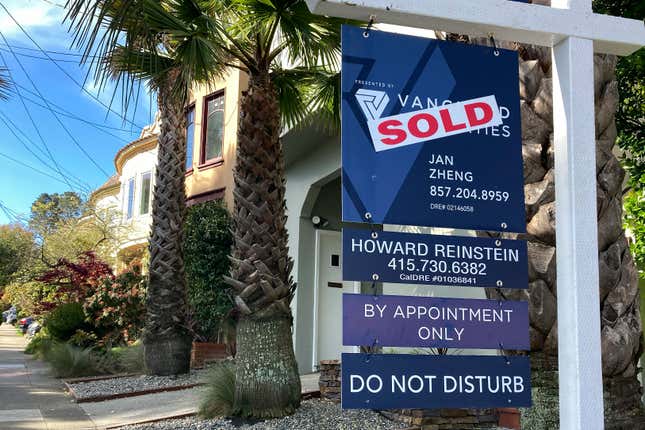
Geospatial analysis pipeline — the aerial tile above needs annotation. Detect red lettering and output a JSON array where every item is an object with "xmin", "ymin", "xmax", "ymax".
[
  {"xmin": 408, "ymin": 113, "xmax": 439, "ymax": 138},
  {"xmin": 464, "ymin": 102, "xmax": 494, "ymax": 126},
  {"xmin": 439, "ymin": 108, "xmax": 467, "ymax": 132},
  {"xmin": 378, "ymin": 119, "xmax": 406, "ymax": 145}
]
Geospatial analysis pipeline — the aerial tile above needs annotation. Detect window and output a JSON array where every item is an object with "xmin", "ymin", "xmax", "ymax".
[
  {"xmin": 140, "ymin": 172, "xmax": 152, "ymax": 215},
  {"xmin": 186, "ymin": 105, "xmax": 195, "ymax": 170},
  {"xmin": 201, "ymin": 92, "xmax": 225, "ymax": 163},
  {"xmin": 126, "ymin": 177, "xmax": 135, "ymax": 219}
]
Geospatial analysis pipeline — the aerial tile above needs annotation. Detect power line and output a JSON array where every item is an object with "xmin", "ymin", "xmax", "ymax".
[
  {"xmin": 0, "ymin": 200, "xmax": 26, "ymax": 225},
  {"xmin": 0, "ymin": 110, "xmax": 92, "ymax": 191},
  {"xmin": 0, "ymin": 29, "xmax": 111, "ymax": 178},
  {"xmin": 8, "ymin": 86, "xmax": 135, "ymax": 143},
  {"xmin": 0, "ymin": 43, "xmax": 77, "ymax": 191},
  {"xmin": 0, "ymin": 2, "xmax": 145, "ymax": 130},
  {"xmin": 0, "ymin": 42, "xmax": 99, "ymax": 58},
  {"xmin": 0, "ymin": 47, "xmax": 80, "ymax": 63},
  {"xmin": 0, "ymin": 151, "xmax": 75, "ymax": 186}
]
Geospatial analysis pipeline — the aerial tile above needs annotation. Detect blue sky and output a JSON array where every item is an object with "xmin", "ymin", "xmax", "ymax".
[{"xmin": 0, "ymin": 0, "xmax": 155, "ymax": 224}]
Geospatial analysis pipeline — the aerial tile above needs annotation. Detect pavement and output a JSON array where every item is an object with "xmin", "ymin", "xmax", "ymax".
[
  {"xmin": 0, "ymin": 322, "xmax": 322, "ymax": 430},
  {"xmin": 0, "ymin": 323, "xmax": 94, "ymax": 430}
]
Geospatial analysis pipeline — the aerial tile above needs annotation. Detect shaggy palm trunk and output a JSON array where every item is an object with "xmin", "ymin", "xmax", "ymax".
[
  {"xmin": 471, "ymin": 9, "xmax": 644, "ymax": 425},
  {"xmin": 143, "ymin": 75, "xmax": 192, "ymax": 376},
  {"xmin": 227, "ymin": 75, "xmax": 301, "ymax": 418}
]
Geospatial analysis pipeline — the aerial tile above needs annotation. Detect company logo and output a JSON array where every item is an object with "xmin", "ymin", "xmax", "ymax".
[
  {"xmin": 355, "ymin": 90, "xmax": 503, "ymax": 152},
  {"xmin": 355, "ymin": 88, "xmax": 390, "ymax": 121}
]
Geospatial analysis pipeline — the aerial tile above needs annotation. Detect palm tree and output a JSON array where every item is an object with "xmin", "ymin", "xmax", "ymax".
[
  {"xmin": 453, "ymin": 5, "xmax": 643, "ymax": 426},
  {"xmin": 0, "ymin": 67, "xmax": 10, "ymax": 99},
  {"xmin": 65, "ymin": 0, "xmax": 228, "ymax": 375},
  {"xmin": 202, "ymin": 1, "xmax": 346, "ymax": 418}
]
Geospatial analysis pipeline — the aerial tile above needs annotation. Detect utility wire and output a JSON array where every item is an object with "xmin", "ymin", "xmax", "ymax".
[
  {"xmin": 0, "ymin": 42, "xmax": 100, "ymax": 58},
  {"xmin": 0, "ymin": 151, "xmax": 76, "ymax": 186},
  {"xmin": 7, "ymin": 87, "xmax": 134, "ymax": 143},
  {"xmin": 0, "ymin": 30, "xmax": 111, "ymax": 178},
  {"xmin": 0, "ymin": 200, "xmax": 26, "ymax": 225},
  {"xmin": 0, "ymin": 47, "xmax": 79, "ymax": 63},
  {"xmin": 0, "ymin": 111, "xmax": 92, "ymax": 191},
  {"xmin": 0, "ymin": 2, "xmax": 145, "ymax": 130},
  {"xmin": 0, "ymin": 44, "xmax": 77, "ymax": 191}
]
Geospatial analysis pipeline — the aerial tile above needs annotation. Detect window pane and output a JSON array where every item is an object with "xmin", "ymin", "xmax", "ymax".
[
  {"xmin": 126, "ymin": 178, "xmax": 135, "ymax": 219},
  {"xmin": 140, "ymin": 172, "xmax": 151, "ymax": 215},
  {"xmin": 205, "ymin": 95, "xmax": 224, "ymax": 161},
  {"xmin": 186, "ymin": 107, "xmax": 195, "ymax": 170}
]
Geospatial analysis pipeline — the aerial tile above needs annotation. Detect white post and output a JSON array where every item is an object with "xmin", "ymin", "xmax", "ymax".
[{"xmin": 552, "ymin": 0, "xmax": 604, "ymax": 426}]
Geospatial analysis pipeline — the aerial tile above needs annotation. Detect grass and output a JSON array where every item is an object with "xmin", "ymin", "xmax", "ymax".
[
  {"xmin": 44, "ymin": 342, "xmax": 104, "ymax": 378},
  {"xmin": 199, "ymin": 360, "xmax": 236, "ymax": 418},
  {"xmin": 111, "ymin": 342, "xmax": 146, "ymax": 374}
]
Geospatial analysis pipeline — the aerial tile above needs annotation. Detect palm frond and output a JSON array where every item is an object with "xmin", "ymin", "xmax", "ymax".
[{"xmin": 65, "ymin": 0, "xmax": 233, "ymax": 110}]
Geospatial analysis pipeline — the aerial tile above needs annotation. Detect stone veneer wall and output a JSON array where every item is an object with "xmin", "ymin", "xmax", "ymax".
[{"xmin": 319, "ymin": 360, "xmax": 500, "ymax": 429}]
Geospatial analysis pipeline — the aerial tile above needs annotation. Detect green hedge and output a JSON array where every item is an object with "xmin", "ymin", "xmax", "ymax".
[
  {"xmin": 184, "ymin": 200, "xmax": 233, "ymax": 342},
  {"xmin": 44, "ymin": 302, "xmax": 89, "ymax": 341}
]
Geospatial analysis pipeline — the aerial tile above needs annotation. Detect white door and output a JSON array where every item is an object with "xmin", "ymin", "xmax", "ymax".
[{"xmin": 313, "ymin": 230, "xmax": 355, "ymax": 368}]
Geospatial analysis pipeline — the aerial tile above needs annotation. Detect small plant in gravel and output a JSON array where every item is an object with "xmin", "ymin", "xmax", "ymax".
[{"xmin": 199, "ymin": 361, "xmax": 236, "ymax": 418}]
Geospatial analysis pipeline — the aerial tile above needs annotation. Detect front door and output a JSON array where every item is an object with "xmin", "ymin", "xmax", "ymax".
[{"xmin": 314, "ymin": 230, "xmax": 355, "ymax": 368}]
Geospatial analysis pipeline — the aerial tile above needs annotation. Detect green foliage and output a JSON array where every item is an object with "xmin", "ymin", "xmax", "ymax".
[
  {"xmin": 24, "ymin": 330, "xmax": 53, "ymax": 359},
  {"xmin": 29, "ymin": 192, "xmax": 84, "ymax": 238},
  {"xmin": 199, "ymin": 360, "xmax": 236, "ymax": 418},
  {"xmin": 69, "ymin": 329, "xmax": 99, "ymax": 348},
  {"xmin": 111, "ymin": 342, "xmax": 146, "ymax": 374},
  {"xmin": 0, "ymin": 224, "xmax": 36, "ymax": 287},
  {"xmin": 84, "ymin": 268, "xmax": 147, "ymax": 345},
  {"xmin": 43, "ymin": 342, "xmax": 108, "ymax": 378},
  {"xmin": 184, "ymin": 201, "xmax": 233, "ymax": 342},
  {"xmin": 2, "ymin": 281, "xmax": 56, "ymax": 317},
  {"xmin": 44, "ymin": 302, "xmax": 89, "ymax": 341},
  {"xmin": 625, "ymin": 191, "xmax": 645, "ymax": 275}
]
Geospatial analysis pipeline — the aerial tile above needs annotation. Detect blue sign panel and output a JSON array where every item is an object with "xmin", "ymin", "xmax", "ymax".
[
  {"xmin": 343, "ymin": 294, "xmax": 529, "ymax": 350},
  {"xmin": 343, "ymin": 228, "xmax": 527, "ymax": 288},
  {"xmin": 341, "ymin": 353, "xmax": 531, "ymax": 409},
  {"xmin": 341, "ymin": 25, "xmax": 525, "ymax": 233}
]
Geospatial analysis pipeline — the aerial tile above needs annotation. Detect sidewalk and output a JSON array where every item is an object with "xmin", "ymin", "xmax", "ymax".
[
  {"xmin": 0, "ymin": 322, "xmax": 322, "ymax": 429},
  {"xmin": 0, "ymin": 323, "xmax": 95, "ymax": 430}
]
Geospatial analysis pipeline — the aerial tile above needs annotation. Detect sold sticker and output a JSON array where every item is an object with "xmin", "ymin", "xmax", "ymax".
[{"xmin": 362, "ymin": 94, "xmax": 503, "ymax": 152}]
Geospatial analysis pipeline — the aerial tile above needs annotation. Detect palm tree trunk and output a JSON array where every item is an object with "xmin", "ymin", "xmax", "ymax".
[
  {"xmin": 228, "ymin": 75, "xmax": 301, "ymax": 418},
  {"xmin": 473, "ymin": 22, "xmax": 644, "ymax": 426},
  {"xmin": 143, "ymin": 74, "xmax": 192, "ymax": 376}
]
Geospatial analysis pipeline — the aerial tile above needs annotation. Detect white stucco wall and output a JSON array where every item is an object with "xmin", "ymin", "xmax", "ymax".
[{"xmin": 117, "ymin": 147, "xmax": 158, "ymax": 249}]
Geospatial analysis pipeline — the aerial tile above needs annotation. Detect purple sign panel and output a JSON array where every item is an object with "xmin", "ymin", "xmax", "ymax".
[
  {"xmin": 343, "ymin": 228, "xmax": 528, "ymax": 289},
  {"xmin": 343, "ymin": 293, "xmax": 529, "ymax": 350},
  {"xmin": 342, "ymin": 353, "xmax": 532, "ymax": 409}
]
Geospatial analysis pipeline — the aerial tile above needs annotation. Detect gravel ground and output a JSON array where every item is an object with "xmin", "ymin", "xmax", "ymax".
[
  {"xmin": 119, "ymin": 399, "xmax": 407, "ymax": 430},
  {"xmin": 69, "ymin": 369, "xmax": 208, "ymax": 400}
]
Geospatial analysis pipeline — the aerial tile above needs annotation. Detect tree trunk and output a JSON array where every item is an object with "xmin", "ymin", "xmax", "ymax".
[
  {"xmin": 227, "ymin": 74, "xmax": 300, "ymax": 417},
  {"xmin": 234, "ymin": 316, "xmax": 301, "ymax": 418},
  {"xmin": 468, "ymin": 4, "xmax": 644, "ymax": 424},
  {"xmin": 143, "ymin": 74, "xmax": 192, "ymax": 376}
]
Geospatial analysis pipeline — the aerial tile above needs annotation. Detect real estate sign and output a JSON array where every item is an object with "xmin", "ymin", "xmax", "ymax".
[
  {"xmin": 341, "ymin": 353, "xmax": 532, "ymax": 409},
  {"xmin": 342, "ymin": 228, "xmax": 527, "ymax": 288},
  {"xmin": 341, "ymin": 25, "xmax": 525, "ymax": 233},
  {"xmin": 343, "ymin": 293, "xmax": 529, "ymax": 350}
]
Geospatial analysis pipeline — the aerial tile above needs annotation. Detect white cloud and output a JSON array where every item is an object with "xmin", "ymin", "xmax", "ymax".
[{"xmin": 0, "ymin": 0, "xmax": 64, "ymax": 38}]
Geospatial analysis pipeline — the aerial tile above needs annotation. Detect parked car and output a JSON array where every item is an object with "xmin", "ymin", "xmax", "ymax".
[
  {"xmin": 18, "ymin": 317, "xmax": 34, "ymax": 333},
  {"xmin": 2, "ymin": 306, "xmax": 17, "ymax": 324},
  {"xmin": 26, "ymin": 321, "xmax": 41, "ymax": 337}
]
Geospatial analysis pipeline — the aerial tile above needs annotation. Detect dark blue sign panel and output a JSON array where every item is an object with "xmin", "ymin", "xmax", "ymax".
[
  {"xmin": 343, "ymin": 228, "xmax": 527, "ymax": 288},
  {"xmin": 343, "ymin": 294, "xmax": 529, "ymax": 350},
  {"xmin": 341, "ymin": 25, "xmax": 525, "ymax": 233},
  {"xmin": 341, "ymin": 353, "xmax": 531, "ymax": 409}
]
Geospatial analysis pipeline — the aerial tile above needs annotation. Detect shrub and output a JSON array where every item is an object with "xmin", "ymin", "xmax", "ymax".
[
  {"xmin": 2, "ymin": 281, "xmax": 57, "ymax": 317},
  {"xmin": 184, "ymin": 201, "xmax": 233, "ymax": 342},
  {"xmin": 43, "ymin": 343, "xmax": 103, "ymax": 378},
  {"xmin": 199, "ymin": 360, "xmax": 236, "ymax": 418},
  {"xmin": 69, "ymin": 329, "xmax": 98, "ymax": 348},
  {"xmin": 44, "ymin": 302, "xmax": 88, "ymax": 341},
  {"xmin": 83, "ymin": 267, "xmax": 146, "ymax": 345}
]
